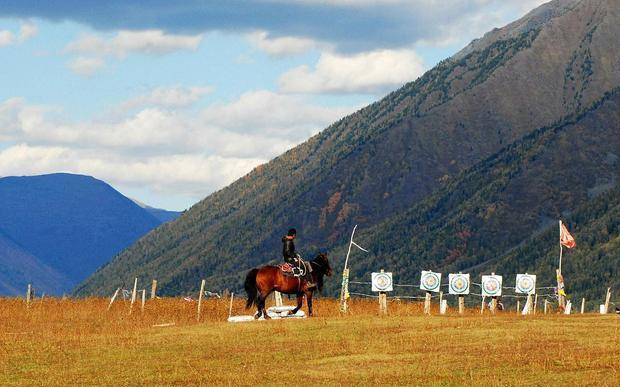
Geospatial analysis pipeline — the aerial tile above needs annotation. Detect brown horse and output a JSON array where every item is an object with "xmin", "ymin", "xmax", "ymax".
[{"xmin": 244, "ymin": 253, "xmax": 332, "ymax": 319}]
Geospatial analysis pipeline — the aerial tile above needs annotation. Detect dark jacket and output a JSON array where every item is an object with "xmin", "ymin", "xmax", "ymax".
[{"xmin": 282, "ymin": 236, "xmax": 297, "ymax": 263}]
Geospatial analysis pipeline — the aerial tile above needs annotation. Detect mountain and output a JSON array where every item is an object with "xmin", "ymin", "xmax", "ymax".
[
  {"xmin": 0, "ymin": 230, "xmax": 69, "ymax": 296},
  {"xmin": 340, "ymin": 88, "xmax": 620, "ymax": 299},
  {"xmin": 130, "ymin": 200, "xmax": 182, "ymax": 223},
  {"xmin": 0, "ymin": 173, "xmax": 171, "ymax": 295},
  {"xmin": 76, "ymin": 0, "xmax": 620, "ymax": 298}
]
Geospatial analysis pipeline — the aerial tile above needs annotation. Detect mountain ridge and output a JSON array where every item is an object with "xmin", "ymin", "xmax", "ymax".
[
  {"xmin": 76, "ymin": 0, "xmax": 620, "ymax": 297},
  {"xmin": 0, "ymin": 173, "xmax": 177, "ymax": 295}
]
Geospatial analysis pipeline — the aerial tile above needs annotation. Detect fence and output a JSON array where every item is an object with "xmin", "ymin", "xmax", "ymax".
[{"xmin": 345, "ymin": 271, "xmax": 615, "ymax": 316}]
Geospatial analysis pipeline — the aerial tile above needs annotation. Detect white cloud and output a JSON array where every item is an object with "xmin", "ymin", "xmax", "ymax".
[
  {"xmin": 201, "ymin": 90, "xmax": 355, "ymax": 135},
  {"xmin": 18, "ymin": 21, "xmax": 38, "ymax": 42},
  {"xmin": 65, "ymin": 30, "xmax": 203, "ymax": 58},
  {"xmin": 0, "ymin": 144, "xmax": 265, "ymax": 199},
  {"xmin": 0, "ymin": 93, "xmax": 360, "ymax": 200},
  {"xmin": 279, "ymin": 49, "xmax": 426, "ymax": 94},
  {"xmin": 0, "ymin": 21, "xmax": 38, "ymax": 47},
  {"xmin": 0, "ymin": 30, "xmax": 14, "ymax": 47},
  {"xmin": 247, "ymin": 31, "xmax": 322, "ymax": 57},
  {"xmin": 67, "ymin": 57, "xmax": 105, "ymax": 77},
  {"xmin": 63, "ymin": 29, "xmax": 204, "ymax": 77},
  {"xmin": 120, "ymin": 86, "xmax": 214, "ymax": 111}
]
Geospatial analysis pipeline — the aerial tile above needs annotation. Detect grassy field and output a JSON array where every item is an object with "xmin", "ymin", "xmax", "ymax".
[{"xmin": 0, "ymin": 297, "xmax": 618, "ymax": 386}]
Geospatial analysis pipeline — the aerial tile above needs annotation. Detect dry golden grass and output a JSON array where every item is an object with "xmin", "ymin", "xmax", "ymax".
[{"xmin": 0, "ymin": 296, "xmax": 618, "ymax": 386}]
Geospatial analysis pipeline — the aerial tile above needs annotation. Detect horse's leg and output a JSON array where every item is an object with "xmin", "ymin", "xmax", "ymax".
[
  {"xmin": 305, "ymin": 291, "xmax": 314, "ymax": 317},
  {"xmin": 259, "ymin": 288, "xmax": 272, "ymax": 319},
  {"xmin": 289, "ymin": 293, "xmax": 304, "ymax": 315}
]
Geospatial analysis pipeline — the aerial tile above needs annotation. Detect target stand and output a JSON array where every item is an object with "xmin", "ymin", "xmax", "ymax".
[
  {"xmin": 449, "ymin": 273, "xmax": 470, "ymax": 315},
  {"xmin": 372, "ymin": 269, "xmax": 393, "ymax": 314},
  {"xmin": 420, "ymin": 271, "xmax": 442, "ymax": 315},
  {"xmin": 481, "ymin": 273, "xmax": 503, "ymax": 314}
]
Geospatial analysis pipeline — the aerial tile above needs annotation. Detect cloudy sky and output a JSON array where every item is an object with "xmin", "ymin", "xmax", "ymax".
[{"xmin": 0, "ymin": 0, "xmax": 547, "ymax": 210}]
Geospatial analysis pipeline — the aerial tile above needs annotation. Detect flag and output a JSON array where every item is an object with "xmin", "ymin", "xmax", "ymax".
[{"xmin": 559, "ymin": 221, "xmax": 576, "ymax": 249}]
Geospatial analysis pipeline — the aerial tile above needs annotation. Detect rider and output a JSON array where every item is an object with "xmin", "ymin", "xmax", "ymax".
[{"xmin": 282, "ymin": 228, "xmax": 315, "ymax": 287}]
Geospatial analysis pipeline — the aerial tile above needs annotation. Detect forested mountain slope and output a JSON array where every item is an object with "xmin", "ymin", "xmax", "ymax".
[
  {"xmin": 77, "ymin": 0, "xmax": 620, "ymax": 296},
  {"xmin": 335, "ymin": 88, "xmax": 620, "ymax": 301}
]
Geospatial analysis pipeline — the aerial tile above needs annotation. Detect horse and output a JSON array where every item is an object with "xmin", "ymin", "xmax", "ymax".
[{"xmin": 244, "ymin": 253, "xmax": 332, "ymax": 319}]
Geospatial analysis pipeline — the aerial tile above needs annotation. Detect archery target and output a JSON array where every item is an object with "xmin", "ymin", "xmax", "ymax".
[
  {"xmin": 420, "ymin": 271, "xmax": 442, "ymax": 293},
  {"xmin": 515, "ymin": 274, "xmax": 536, "ymax": 294},
  {"xmin": 481, "ymin": 275, "xmax": 503, "ymax": 297},
  {"xmin": 371, "ymin": 272, "xmax": 393, "ymax": 292},
  {"xmin": 448, "ymin": 273, "xmax": 470, "ymax": 295}
]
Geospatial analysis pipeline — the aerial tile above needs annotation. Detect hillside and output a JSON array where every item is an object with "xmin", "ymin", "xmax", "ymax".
[
  {"xmin": 335, "ymin": 88, "xmax": 620, "ymax": 300},
  {"xmin": 0, "ymin": 230, "xmax": 69, "ymax": 296},
  {"xmin": 0, "ymin": 173, "xmax": 165, "ymax": 295},
  {"xmin": 77, "ymin": 0, "xmax": 620, "ymax": 296}
]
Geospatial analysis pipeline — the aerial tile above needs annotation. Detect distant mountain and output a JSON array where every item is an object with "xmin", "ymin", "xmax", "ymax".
[
  {"xmin": 77, "ymin": 0, "xmax": 620, "ymax": 298},
  {"xmin": 130, "ymin": 199, "xmax": 182, "ymax": 223},
  {"xmin": 0, "ymin": 173, "xmax": 177, "ymax": 295},
  {"xmin": 0, "ymin": 229, "xmax": 69, "ymax": 296}
]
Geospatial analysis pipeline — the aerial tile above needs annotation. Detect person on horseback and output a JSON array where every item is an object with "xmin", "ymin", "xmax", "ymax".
[{"xmin": 282, "ymin": 228, "xmax": 315, "ymax": 287}]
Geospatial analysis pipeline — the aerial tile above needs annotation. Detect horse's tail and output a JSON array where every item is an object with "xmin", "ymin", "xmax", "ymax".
[{"xmin": 244, "ymin": 268, "xmax": 259, "ymax": 309}]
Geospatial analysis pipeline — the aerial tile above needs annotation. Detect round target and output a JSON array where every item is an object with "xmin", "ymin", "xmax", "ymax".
[
  {"xmin": 420, "ymin": 271, "xmax": 441, "ymax": 293},
  {"xmin": 515, "ymin": 274, "xmax": 536, "ymax": 294},
  {"xmin": 481, "ymin": 275, "xmax": 502, "ymax": 297},
  {"xmin": 371, "ymin": 272, "xmax": 393, "ymax": 292},
  {"xmin": 448, "ymin": 273, "xmax": 470, "ymax": 295}
]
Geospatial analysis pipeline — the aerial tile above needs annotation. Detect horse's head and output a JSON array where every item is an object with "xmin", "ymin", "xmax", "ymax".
[
  {"xmin": 311, "ymin": 253, "xmax": 331, "ymax": 293},
  {"xmin": 313, "ymin": 253, "xmax": 332, "ymax": 276}
]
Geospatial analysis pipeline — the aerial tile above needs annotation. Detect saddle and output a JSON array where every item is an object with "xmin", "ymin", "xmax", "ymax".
[{"xmin": 278, "ymin": 259, "xmax": 311, "ymax": 278}]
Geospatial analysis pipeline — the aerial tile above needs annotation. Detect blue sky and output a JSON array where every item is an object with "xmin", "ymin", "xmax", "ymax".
[{"xmin": 0, "ymin": 1, "xmax": 547, "ymax": 210}]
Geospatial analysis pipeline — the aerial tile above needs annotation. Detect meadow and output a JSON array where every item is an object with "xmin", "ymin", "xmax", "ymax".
[{"xmin": 0, "ymin": 296, "xmax": 618, "ymax": 386}]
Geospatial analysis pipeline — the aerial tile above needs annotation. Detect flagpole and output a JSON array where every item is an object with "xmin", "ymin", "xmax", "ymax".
[
  {"xmin": 559, "ymin": 220, "xmax": 563, "ymax": 274},
  {"xmin": 558, "ymin": 220, "xmax": 565, "ymax": 310}
]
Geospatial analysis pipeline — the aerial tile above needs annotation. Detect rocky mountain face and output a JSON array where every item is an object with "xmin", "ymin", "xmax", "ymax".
[{"xmin": 76, "ymin": 0, "xmax": 620, "ymax": 299}]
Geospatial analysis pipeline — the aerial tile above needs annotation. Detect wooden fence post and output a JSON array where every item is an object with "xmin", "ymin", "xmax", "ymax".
[
  {"xmin": 526, "ymin": 294, "xmax": 533, "ymax": 315},
  {"xmin": 150, "ymin": 280, "xmax": 157, "ymax": 300},
  {"xmin": 581, "ymin": 298, "xmax": 585, "ymax": 314},
  {"xmin": 228, "ymin": 292, "xmax": 234, "ymax": 319},
  {"xmin": 516, "ymin": 300, "xmax": 520, "ymax": 313},
  {"xmin": 424, "ymin": 292, "xmax": 431, "ymax": 315},
  {"xmin": 604, "ymin": 288, "xmax": 612, "ymax": 314},
  {"xmin": 480, "ymin": 296, "xmax": 486, "ymax": 314},
  {"xmin": 379, "ymin": 292, "xmax": 387, "ymax": 315},
  {"xmin": 458, "ymin": 295, "xmax": 465, "ymax": 315},
  {"xmin": 274, "ymin": 291, "xmax": 283, "ymax": 307},
  {"xmin": 544, "ymin": 299, "xmax": 548, "ymax": 315},
  {"xmin": 197, "ymin": 279, "xmax": 206, "ymax": 321},
  {"xmin": 439, "ymin": 291, "xmax": 443, "ymax": 308},
  {"xmin": 141, "ymin": 289, "xmax": 146, "ymax": 313},
  {"xmin": 440, "ymin": 299, "xmax": 448, "ymax": 315},
  {"xmin": 533, "ymin": 294, "xmax": 538, "ymax": 315},
  {"xmin": 26, "ymin": 284, "xmax": 32, "ymax": 307},
  {"xmin": 129, "ymin": 277, "xmax": 138, "ymax": 315},
  {"xmin": 108, "ymin": 288, "xmax": 120, "ymax": 311}
]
